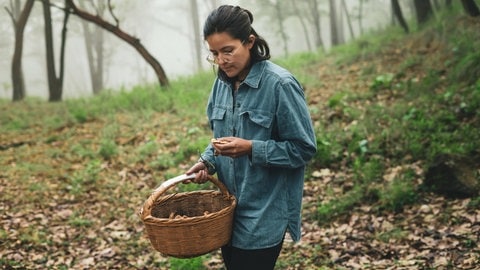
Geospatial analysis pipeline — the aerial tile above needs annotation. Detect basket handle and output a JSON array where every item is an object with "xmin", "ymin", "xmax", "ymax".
[{"xmin": 140, "ymin": 174, "xmax": 230, "ymax": 220}]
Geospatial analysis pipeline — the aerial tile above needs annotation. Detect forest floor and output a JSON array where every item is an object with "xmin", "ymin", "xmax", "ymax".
[{"xmin": 1, "ymin": 16, "xmax": 480, "ymax": 270}]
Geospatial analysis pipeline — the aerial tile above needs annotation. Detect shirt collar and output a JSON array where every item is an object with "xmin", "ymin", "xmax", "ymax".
[{"xmin": 242, "ymin": 60, "xmax": 267, "ymax": 89}]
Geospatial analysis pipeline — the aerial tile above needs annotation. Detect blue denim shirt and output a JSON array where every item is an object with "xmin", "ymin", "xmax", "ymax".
[{"xmin": 201, "ymin": 60, "xmax": 317, "ymax": 249}]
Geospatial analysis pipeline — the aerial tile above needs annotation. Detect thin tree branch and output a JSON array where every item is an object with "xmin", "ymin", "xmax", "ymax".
[
  {"xmin": 107, "ymin": 0, "xmax": 119, "ymax": 27},
  {"xmin": 65, "ymin": 0, "xmax": 169, "ymax": 87},
  {"xmin": 4, "ymin": 6, "xmax": 16, "ymax": 26}
]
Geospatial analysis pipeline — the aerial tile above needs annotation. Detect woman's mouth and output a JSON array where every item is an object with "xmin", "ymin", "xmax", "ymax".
[{"xmin": 221, "ymin": 65, "xmax": 235, "ymax": 75}]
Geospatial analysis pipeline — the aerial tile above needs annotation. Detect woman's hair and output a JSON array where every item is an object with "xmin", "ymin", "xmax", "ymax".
[{"xmin": 203, "ymin": 5, "xmax": 270, "ymax": 81}]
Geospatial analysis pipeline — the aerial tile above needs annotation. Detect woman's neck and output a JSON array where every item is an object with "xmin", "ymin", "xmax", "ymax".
[{"xmin": 236, "ymin": 69, "xmax": 249, "ymax": 82}]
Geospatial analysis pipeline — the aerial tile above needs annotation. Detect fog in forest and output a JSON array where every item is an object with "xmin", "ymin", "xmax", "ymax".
[{"xmin": 0, "ymin": 0, "xmax": 397, "ymax": 100}]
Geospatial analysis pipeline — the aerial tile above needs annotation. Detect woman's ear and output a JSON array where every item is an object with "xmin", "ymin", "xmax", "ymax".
[
  {"xmin": 247, "ymin": 34, "xmax": 255, "ymax": 49},
  {"xmin": 248, "ymin": 34, "xmax": 256, "ymax": 44}
]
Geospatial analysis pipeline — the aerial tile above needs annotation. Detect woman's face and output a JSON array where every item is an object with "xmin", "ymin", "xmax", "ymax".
[{"xmin": 206, "ymin": 32, "xmax": 254, "ymax": 80}]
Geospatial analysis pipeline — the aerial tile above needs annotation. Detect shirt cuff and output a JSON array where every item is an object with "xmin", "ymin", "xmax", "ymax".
[{"xmin": 251, "ymin": 140, "xmax": 267, "ymax": 165}]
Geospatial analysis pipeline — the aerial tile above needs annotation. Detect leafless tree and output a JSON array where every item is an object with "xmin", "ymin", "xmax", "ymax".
[
  {"xmin": 253, "ymin": 0, "xmax": 291, "ymax": 57},
  {"xmin": 5, "ymin": 0, "xmax": 34, "ymax": 101},
  {"xmin": 461, "ymin": 0, "xmax": 480, "ymax": 16},
  {"xmin": 413, "ymin": 0, "xmax": 434, "ymax": 25},
  {"xmin": 290, "ymin": 1, "xmax": 313, "ymax": 52},
  {"xmin": 42, "ymin": 0, "xmax": 69, "ymax": 102},
  {"xmin": 309, "ymin": 0, "xmax": 326, "ymax": 52},
  {"xmin": 190, "ymin": 0, "xmax": 202, "ymax": 72},
  {"xmin": 273, "ymin": 0, "xmax": 289, "ymax": 57},
  {"xmin": 65, "ymin": 0, "xmax": 169, "ymax": 87},
  {"xmin": 79, "ymin": 0, "xmax": 105, "ymax": 95},
  {"xmin": 392, "ymin": 0, "xmax": 409, "ymax": 33},
  {"xmin": 341, "ymin": 0, "xmax": 355, "ymax": 40},
  {"xmin": 329, "ymin": 0, "xmax": 342, "ymax": 46}
]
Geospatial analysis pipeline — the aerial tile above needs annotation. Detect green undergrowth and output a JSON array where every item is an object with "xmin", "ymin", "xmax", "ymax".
[{"xmin": 312, "ymin": 12, "xmax": 480, "ymax": 223}]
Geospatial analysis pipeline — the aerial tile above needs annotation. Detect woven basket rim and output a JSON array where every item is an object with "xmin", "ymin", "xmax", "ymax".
[
  {"xmin": 142, "ymin": 191, "xmax": 236, "ymax": 225},
  {"xmin": 140, "ymin": 176, "xmax": 236, "ymax": 223}
]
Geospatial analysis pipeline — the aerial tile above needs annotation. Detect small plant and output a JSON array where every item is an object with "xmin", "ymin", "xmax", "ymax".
[
  {"xmin": 98, "ymin": 139, "xmax": 118, "ymax": 159},
  {"xmin": 68, "ymin": 212, "xmax": 93, "ymax": 227},
  {"xmin": 316, "ymin": 185, "xmax": 364, "ymax": 223},
  {"xmin": 327, "ymin": 92, "xmax": 346, "ymax": 108},
  {"xmin": 399, "ymin": 55, "xmax": 421, "ymax": 74},
  {"xmin": 69, "ymin": 106, "xmax": 89, "ymax": 123},
  {"xmin": 379, "ymin": 169, "xmax": 418, "ymax": 212},
  {"xmin": 467, "ymin": 196, "xmax": 480, "ymax": 209},
  {"xmin": 70, "ymin": 142, "xmax": 96, "ymax": 159},
  {"xmin": 370, "ymin": 73, "xmax": 394, "ymax": 91},
  {"xmin": 0, "ymin": 228, "xmax": 7, "ymax": 241},
  {"xmin": 150, "ymin": 153, "xmax": 176, "ymax": 170},
  {"xmin": 137, "ymin": 140, "xmax": 159, "ymax": 158},
  {"xmin": 353, "ymin": 158, "xmax": 384, "ymax": 185},
  {"xmin": 376, "ymin": 227, "xmax": 407, "ymax": 243},
  {"xmin": 168, "ymin": 257, "xmax": 206, "ymax": 270},
  {"xmin": 313, "ymin": 133, "xmax": 343, "ymax": 167},
  {"xmin": 18, "ymin": 226, "xmax": 48, "ymax": 245},
  {"xmin": 67, "ymin": 159, "xmax": 101, "ymax": 196}
]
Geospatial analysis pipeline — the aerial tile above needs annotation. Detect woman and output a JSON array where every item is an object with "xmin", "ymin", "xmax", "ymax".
[{"xmin": 186, "ymin": 5, "xmax": 317, "ymax": 270}]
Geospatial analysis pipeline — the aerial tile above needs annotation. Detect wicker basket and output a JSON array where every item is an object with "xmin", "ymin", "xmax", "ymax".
[{"xmin": 140, "ymin": 175, "xmax": 236, "ymax": 258}]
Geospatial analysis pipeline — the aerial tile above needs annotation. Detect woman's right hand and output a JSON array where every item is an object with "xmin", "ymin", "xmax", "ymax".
[{"xmin": 185, "ymin": 162, "xmax": 209, "ymax": 184}]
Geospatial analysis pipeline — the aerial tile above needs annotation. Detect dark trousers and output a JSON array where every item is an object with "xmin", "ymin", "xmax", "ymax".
[{"xmin": 221, "ymin": 240, "xmax": 284, "ymax": 270}]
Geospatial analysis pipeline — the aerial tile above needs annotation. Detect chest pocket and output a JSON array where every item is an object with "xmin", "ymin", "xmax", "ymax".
[
  {"xmin": 210, "ymin": 107, "xmax": 227, "ymax": 136},
  {"xmin": 212, "ymin": 107, "xmax": 226, "ymax": 120},
  {"xmin": 238, "ymin": 110, "xmax": 274, "ymax": 139}
]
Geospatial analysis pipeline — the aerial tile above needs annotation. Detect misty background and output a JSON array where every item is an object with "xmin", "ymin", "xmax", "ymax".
[{"xmin": 0, "ymin": 0, "xmax": 400, "ymax": 100}]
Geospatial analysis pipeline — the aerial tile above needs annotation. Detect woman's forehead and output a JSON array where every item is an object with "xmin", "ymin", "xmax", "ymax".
[{"xmin": 206, "ymin": 32, "xmax": 240, "ymax": 50}]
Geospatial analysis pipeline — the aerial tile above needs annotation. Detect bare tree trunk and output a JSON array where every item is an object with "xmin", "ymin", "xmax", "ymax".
[
  {"xmin": 413, "ymin": 0, "xmax": 434, "ymax": 25},
  {"xmin": 190, "ymin": 0, "xmax": 202, "ymax": 72},
  {"xmin": 308, "ymin": 0, "xmax": 325, "ymax": 52},
  {"xmin": 392, "ymin": 0, "xmax": 409, "ymax": 33},
  {"xmin": 358, "ymin": 0, "xmax": 364, "ymax": 35},
  {"xmin": 42, "ymin": 0, "xmax": 64, "ymax": 102},
  {"xmin": 291, "ymin": 1, "xmax": 313, "ymax": 52},
  {"xmin": 329, "ymin": 0, "xmax": 340, "ymax": 46},
  {"xmin": 94, "ymin": 23, "xmax": 104, "ymax": 93},
  {"xmin": 57, "ymin": 1, "xmax": 69, "ymax": 100},
  {"xmin": 461, "ymin": 0, "xmax": 480, "ymax": 16},
  {"xmin": 274, "ymin": 0, "xmax": 289, "ymax": 57},
  {"xmin": 8, "ymin": 0, "xmax": 34, "ymax": 101},
  {"xmin": 82, "ymin": 21, "xmax": 105, "ymax": 94},
  {"xmin": 341, "ymin": 0, "xmax": 355, "ymax": 40},
  {"xmin": 65, "ymin": 0, "xmax": 169, "ymax": 88},
  {"xmin": 79, "ymin": 0, "xmax": 104, "ymax": 95}
]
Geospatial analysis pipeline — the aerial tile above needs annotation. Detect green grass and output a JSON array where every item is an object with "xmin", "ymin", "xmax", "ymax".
[{"xmin": 168, "ymin": 257, "xmax": 206, "ymax": 270}]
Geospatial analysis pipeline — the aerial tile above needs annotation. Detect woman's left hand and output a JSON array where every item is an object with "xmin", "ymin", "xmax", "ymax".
[
  {"xmin": 212, "ymin": 136, "xmax": 252, "ymax": 158},
  {"xmin": 184, "ymin": 162, "xmax": 209, "ymax": 184}
]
